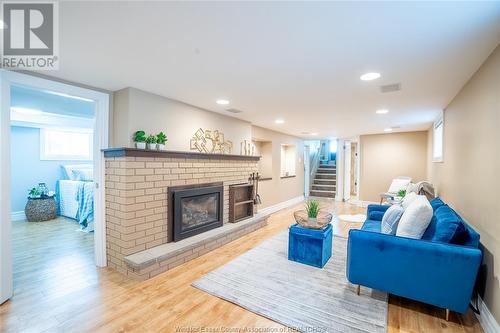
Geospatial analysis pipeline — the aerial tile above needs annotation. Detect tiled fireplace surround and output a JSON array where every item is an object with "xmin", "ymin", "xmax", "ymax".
[{"xmin": 104, "ymin": 148, "xmax": 263, "ymax": 280}]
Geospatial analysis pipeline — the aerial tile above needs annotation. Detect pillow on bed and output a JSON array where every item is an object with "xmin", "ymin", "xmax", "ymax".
[
  {"xmin": 72, "ymin": 168, "xmax": 93, "ymax": 181},
  {"xmin": 62, "ymin": 164, "xmax": 93, "ymax": 180}
]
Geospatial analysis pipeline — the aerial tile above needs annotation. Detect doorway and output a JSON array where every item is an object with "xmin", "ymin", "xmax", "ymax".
[{"xmin": 0, "ymin": 71, "xmax": 109, "ymax": 304}]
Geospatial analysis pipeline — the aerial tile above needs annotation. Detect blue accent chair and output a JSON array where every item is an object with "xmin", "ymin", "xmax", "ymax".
[{"xmin": 346, "ymin": 200, "xmax": 482, "ymax": 316}]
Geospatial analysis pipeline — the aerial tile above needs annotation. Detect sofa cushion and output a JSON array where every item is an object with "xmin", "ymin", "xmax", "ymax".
[
  {"xmin": 422, "ymin": 205, "xmax": 469, "ymax": 244},
  {"xmin": 430, "ymin": 197, "xmax": 446, "ymax": 211},
  {"xmin": 361, "ymin": 219, "xmax": 381, "ymax": 233},
  {"xmin": 368, "ymin": 210, "xmax": 385, "ymax": 221},
  {"xmin": 381, "ymin": 205, "xmax": 404, "ymax": 235},
  {"xmin": 396, "ymin": 195, "xmax": 433, "ymax": 239}
]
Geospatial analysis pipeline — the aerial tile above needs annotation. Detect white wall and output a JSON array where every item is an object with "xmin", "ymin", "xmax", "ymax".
[{"xmin": 113, "ymin": 87, "xmax": 252, "ymax": 152}]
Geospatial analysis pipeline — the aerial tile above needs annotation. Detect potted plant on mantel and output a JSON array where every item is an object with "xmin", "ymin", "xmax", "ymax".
[
  {"xmin": 146, "ymin": 134, "xmax": 158, "ymax": 150},
  {"xmin": 293, "ymin": 200, "xmax": 332, "ymax": 229},
  {"xmin": 133, "ymin": 130, "xmax": 147, "ymax": 149},
  {"xmin": 156, "ymin": 131, "xmax": 167, "ymax": 150}
]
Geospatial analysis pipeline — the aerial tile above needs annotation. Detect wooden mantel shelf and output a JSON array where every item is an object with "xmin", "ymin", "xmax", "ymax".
[{"xmin": 102, "ymin": 147, "xmax": 261, "ymax": 161}]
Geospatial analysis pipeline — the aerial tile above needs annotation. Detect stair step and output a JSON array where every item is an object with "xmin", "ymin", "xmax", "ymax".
[
  {"xmin": 312, "ymin": 185, "xmax": 336, "ymax": 191},
  {"xmin": 318, "ymin": 165, "xmax": 336, "ymax": 169},
  {"xmin": 317, "ymin": 168, "xmax": 336, "ymax": 173},
  {"xmin": 314, "ymin": 179, "xmax": 336, "ymax": 185},
  {"xmin": 310, "ymin": 190, "xmax": 336, "ymax": 198},
  {"xmin": 315, "ymin": 174, "xmax": 336, "ymax": 180}
]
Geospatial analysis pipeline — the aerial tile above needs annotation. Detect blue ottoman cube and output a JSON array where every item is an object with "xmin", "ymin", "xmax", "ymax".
[{"xmin": 288, "ymin": 223, "xmax": 332, "ymax": 268}]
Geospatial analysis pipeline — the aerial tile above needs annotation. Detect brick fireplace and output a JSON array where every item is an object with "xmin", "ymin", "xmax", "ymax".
[{"xmin": 103, "ymin": 148, "xmax": 260, "ymax": 278}]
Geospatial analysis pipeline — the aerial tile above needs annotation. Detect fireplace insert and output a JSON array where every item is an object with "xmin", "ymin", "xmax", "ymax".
[{"xmin": 169, "ymin": 184, "xmax": 223, "ymax": 241}]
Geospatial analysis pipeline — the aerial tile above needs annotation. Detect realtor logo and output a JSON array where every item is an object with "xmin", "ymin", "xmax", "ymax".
[{"xmin": 1, "ymin": 1, "xmax": 59, "ymax": 70}]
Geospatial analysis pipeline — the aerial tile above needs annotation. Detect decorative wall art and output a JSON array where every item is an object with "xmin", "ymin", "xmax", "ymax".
[{"xmin": 190, "ymin": 128, "xmax": 233, "ymax": 154}]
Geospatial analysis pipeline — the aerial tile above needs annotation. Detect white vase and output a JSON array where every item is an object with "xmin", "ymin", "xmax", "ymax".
[
  {"xmin": 157, "ymin": 144, "xmax": 166, "ymax": 151},
  {"xmin": 147, "ymin": 143, "xmax": 157, "ymax": 150},
  {"xmin": 135, "ymin": 142, "xmax": 146, "ymax": 149}
]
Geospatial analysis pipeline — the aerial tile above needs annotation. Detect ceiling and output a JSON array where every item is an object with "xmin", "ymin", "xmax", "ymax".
[{"xmin": 47, "ymin": 1, "xmax": 500, "ymax": 138}]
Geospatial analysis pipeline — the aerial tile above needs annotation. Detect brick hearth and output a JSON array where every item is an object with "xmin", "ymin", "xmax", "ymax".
[{"xmin": 103, "ymin": 148, "xmax": 260, "ymax": 279}]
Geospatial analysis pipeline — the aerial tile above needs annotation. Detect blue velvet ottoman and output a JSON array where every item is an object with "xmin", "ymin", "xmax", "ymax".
[{"xmin": 288, "ymin": 223, "xmax": 332, "ymax": 268}]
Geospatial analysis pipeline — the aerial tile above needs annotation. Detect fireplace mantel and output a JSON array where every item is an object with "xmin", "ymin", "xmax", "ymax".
[{"xmin": 102, "ymin": 147, "xmax": 260, "ymax": 161}]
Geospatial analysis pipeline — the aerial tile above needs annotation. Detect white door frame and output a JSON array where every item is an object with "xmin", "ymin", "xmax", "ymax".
[
  {"xmin": 303, "ymin": 145, "xmax": 310, "ymax": 197},
  {"xmin": 0, "ymin": 70, "xmax": 109, "ymax": 304},
  {"xmin": 343, "ymin": 140, "xmax": 351, "ymax": 201}
]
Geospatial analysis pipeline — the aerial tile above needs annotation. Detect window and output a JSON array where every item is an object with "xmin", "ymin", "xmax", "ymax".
[
  {"xmin": 433, "ymin": 118, "xmax": 444, "ymax": 162},
  {"xmin": 40, "ymin": 128, "xmax": 93, "ymax": 161}
]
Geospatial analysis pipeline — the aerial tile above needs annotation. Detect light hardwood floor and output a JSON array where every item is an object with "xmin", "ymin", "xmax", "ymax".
[{"xmin": 0, "ymin": 201, "xmax": 483, "ymax": 333}]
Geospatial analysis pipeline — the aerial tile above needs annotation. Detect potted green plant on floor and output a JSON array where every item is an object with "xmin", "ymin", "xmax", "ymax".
[
  {"xmin": 146, "ymin": 134, "xmax": 157, "ymax": 150},
  {"xmin": 156, "ymin": 131, "xmax": 167, "ymax": 150},
  {"xmin": 133, "ymin": 130, "xmax": 147, "ymax": 149}
]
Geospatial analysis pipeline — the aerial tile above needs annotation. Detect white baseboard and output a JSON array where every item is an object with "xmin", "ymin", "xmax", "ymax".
[
  {"xmin": 11, "ymin": 211, "xmax": 26, "ymax": 221},
  {"xmin": 476, "ymin": 296, "xmax": 500, "ymax": 333},
  {"xmin": 255, "ymin": 195, "xmax": 305, "ymax": 218}
]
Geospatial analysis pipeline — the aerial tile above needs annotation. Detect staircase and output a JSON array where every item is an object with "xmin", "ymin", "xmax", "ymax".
[{"xmin": 310, "ymin": 162, "xmax": 336, "ymax": 198}]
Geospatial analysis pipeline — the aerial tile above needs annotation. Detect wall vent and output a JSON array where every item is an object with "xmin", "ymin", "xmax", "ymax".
[
  {"xmin": 380, "ymin": 83, "xmax": 401, "ymax": 93},
  {"xmin": 225, "ymin": 108, "xmax": 243, "ymax": 114}
]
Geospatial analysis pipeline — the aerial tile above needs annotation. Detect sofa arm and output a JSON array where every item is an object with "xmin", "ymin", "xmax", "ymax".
[
  {"xmin": 367, "ymin": 204, "xmax": 390, "ymax": 221},
  {"xmin": 346, "ymin": 229, "xmax": 482, "ymax": 313}
]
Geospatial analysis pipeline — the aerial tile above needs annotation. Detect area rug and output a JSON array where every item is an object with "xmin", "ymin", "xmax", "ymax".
[
  {"xmin": 338, "ymin": 214, "xmax": 367, "ymax": 223},
  {"xmin": 192, "ymin": 232, "xmax": 387, "ymax": 333}
]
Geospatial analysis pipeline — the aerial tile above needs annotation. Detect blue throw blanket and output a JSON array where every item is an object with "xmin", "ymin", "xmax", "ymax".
[{"xmin": 75, "ymin": 182, "xmax": 94, "ymax": 232}]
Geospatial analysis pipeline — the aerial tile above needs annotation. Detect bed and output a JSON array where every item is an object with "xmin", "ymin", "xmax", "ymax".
[{"xmin": 56, "ymin": 164, "xmax": 95, "ymax": 232}]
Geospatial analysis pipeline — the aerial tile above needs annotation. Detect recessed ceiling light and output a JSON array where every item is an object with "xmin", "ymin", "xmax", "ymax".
[
  {"xmin": 275, "ymin": 119, "xmax": 285, "ymax": 124},
  {"xmin": 384, "ymin": 128, "xmax": 393, "ymax": 132},
  {"xmin": 360, "ymin": 72, "xmax": 381, "ymax": 81},
  {"xmin": 311, "ymin": 133, "xmax": 318, "ymax": 136},
  {"xmin": 216, "ymin": 99, "xmax": 229, "ymax": 105},
  {"xmin": 376, "ymin": 109, "xmax": 389, "ymax": 114}
]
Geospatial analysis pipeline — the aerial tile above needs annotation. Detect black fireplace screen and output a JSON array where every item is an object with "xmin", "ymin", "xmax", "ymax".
[{"xmin": 172, "ymin": 185, "xmax": 223, "ymax": 241}]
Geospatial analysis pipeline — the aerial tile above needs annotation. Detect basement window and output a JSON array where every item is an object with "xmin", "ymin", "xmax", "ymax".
[
  {"xmin": 40, "ymin": 128, "xmax": 93, "ymax": 161},
  {"xmin": 433, "ymin": 117, "xmax": 444, "ymax": 163}
]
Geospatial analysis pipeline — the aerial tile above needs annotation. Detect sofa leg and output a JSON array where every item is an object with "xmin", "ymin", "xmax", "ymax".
[
  {"xmin": 445, "ymin": 309, "xmax": 450, "ymax": 321},
  {"xmin": 356, "ymin": 285, "xmax": 360, "ymax": 295}
]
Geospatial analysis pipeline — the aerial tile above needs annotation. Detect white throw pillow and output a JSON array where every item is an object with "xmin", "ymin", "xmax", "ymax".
[
  {"xmin": 396, "ymin": 195, "xmax": 433, "ymax": 239},
  {"xmin": 388, "ymin": 178, "xmax": 411, "ymax": 193},
  {"xmin": 381, "ymin": 205, "xmax": 404, "ymax": 235},
  {"xmin": 402, "ymin": 191, "xmax": 418, "ymax": 210},
  {"xmin": 62, "ymin": 164, "xmax": 93, "ymax": 180}
]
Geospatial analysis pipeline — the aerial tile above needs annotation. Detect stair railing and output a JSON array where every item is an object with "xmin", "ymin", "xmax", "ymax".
[{"xmin": 309, "ymin": 146, "xmax": 321, "ymax": 192}]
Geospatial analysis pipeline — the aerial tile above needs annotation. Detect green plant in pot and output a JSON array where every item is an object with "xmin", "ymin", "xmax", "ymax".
[
  {"xmin": 145, "ymin": 134, "xmax": 157, "ymax": 150},
  {"xmin": 28, "ymin": 187, "xmax": 41, "ymax": 199},
  {"xmin": 293, "ymin": 199, "xmax": 332, "ymax": 229},
  {"xmin": 397, "ymin": 189, "xmax": 406, "ymax": 199},
  {"xmin": 156, "ymin": 131, "xmax": 168, "ymax": 150},
  {"xmin": 133, "ymin": 130, "xmax": 147, "ymax": 149}
]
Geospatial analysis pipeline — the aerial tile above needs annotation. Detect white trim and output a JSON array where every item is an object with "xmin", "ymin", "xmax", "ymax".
[
  {"xmin": 0, "ymin": 73, "xmax": 13, "ymax": 304},
  {"xmin": 476, "ymin": 296, "xmax": 500, "ymax": 333},
  {"xmin": 0, "ymin": 70, "xmax": 109, "ymax": 303},
  {"xmin": 255, "ymin": 195, "xmax": 305, "ymax": 218},
  {"xmin": 11, "ymin": 211, "xmax": 26, "ymax": 221}
]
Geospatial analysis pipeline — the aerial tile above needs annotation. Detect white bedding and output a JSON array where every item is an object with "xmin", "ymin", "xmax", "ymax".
[{"xmin": 58, "ymin": 180, "xmax": 82, "ymax": 219}]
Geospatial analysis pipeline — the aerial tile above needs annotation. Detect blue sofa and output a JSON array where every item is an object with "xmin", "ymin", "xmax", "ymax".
[{"xmin": 346, "ymin": 198, "xmax": 482, "ymax": 314}]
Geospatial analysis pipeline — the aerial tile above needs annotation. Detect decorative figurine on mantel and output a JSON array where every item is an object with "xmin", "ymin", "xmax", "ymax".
[
  {"xmin": 190, "ymin": 128, "xmax": 233, "ymax": 154},
  {"xmin": 240, "ymin": 140, "xmax": 255, "ymax": 156}
]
